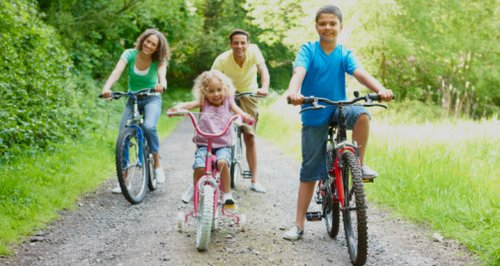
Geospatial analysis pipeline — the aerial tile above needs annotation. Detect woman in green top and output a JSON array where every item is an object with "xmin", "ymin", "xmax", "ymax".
[{"xmin": 101, "ymin": 29, "xmax": 170, "ymax": 193}]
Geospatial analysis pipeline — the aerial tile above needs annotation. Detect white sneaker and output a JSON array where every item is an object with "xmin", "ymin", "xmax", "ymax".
[
  {"xmin": 111, "ymin": 184, "xmax": 122, "ymax": 194},
  {"xmin": 283, "ymin": 225, "xmax": 304, "ymax": 241},
  {"xmin": 155, "ymin": 167, "xmax": 165, "ymax": 184},
  {"xmin": 181, "ymin": 185, "xmax": 194, "ymax": 204},
  {"xmin": 361, "ymin": 165, "xmax": 378, "ymax": 178},
  {"xmin": 249, "ymin": 182, "xmax": 267, "ymax": 193},
  {"xmin": 223, "ymin": 193, "xmax": 236, "ymax": 205},
  {"xmin": 111, "ymin": 183, "xmax": 131, "ymax": 194}
]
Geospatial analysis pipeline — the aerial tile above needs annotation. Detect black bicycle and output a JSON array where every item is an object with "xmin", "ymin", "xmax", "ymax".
[
  {"xmin": 229, "ymin": 92, "xmax": 263, "ymax": 188},
  {"xmin": 295, "ymin": 91, "xmax": 389, "ymax": 266},
  {"xmin": 100, "ymin": 89, "xmax": 159, "ymax": 204}
]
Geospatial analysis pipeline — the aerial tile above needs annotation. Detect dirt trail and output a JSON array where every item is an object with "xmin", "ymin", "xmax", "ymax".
[{"xmin": 0, "ymin": 119, "xmax": 478, "ymax": 265}]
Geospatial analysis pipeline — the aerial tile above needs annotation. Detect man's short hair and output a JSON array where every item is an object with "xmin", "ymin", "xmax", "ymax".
[{"xmin": 229, "ymin": 29, "xmax": 250, "ymax": 42}]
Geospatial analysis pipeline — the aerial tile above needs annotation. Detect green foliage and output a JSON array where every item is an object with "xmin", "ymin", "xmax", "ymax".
[
  {"xmin": 350, "ymin": 0, "xmax": 499, "ymax": 118},
  {"xmin": 0, "ymin": 0, "xmax": 81, "ymax": 162}
]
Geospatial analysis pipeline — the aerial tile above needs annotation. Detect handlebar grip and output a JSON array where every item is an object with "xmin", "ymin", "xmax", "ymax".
[
  {"xmin": 368, "ymin": 93, "xmax": 395, "ymax": 101},
  {"xmin": 241, "ymin": 115, "xmax": 255, "ymax": 126},
  {"xmin": 302, "ymin": 97, "xmax": 314, "ymax": 104},
  {"xmin": 368, "ymin": 93, "xmax": 380, "ymax": 101},
  {"xmin": 247, "ymin": 117, "xmax": 255, "ymax": 126}
]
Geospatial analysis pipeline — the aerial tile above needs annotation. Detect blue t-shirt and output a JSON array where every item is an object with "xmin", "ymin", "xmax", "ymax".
[{"xmin": 293, "ymin": 41, "xmax": 359, "ymax": 126}]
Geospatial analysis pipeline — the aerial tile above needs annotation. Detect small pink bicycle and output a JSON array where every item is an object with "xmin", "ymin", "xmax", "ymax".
[{"xmin": 167, "ymin": 110, "xmax": 252, "ymax": 251}]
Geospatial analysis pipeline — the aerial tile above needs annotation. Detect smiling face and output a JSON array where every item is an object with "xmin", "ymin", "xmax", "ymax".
[
  {"xmin": 141, "ymin": 35, "xmax": 159, "ymax": 56},
  {"xmin": 204, "ymin": 78, "xmax": 226, "ymax": 106},
  {"xmin": 230, "ymin": 34, "xmax": 249, "ymax": 61},
  {"xmin": 315, "ymin": 13, "xmax": 343, "ymax": 44}
]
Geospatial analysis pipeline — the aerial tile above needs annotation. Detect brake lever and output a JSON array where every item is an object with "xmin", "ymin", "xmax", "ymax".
[{"xmin": 364, "ymin": 103, "xmax": 387, "ymax": 109}]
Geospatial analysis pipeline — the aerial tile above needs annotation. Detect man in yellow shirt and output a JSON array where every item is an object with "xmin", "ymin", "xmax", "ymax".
[{"xmin": 212, "ymin": 28, "xmax": 270, "ymax": 193}]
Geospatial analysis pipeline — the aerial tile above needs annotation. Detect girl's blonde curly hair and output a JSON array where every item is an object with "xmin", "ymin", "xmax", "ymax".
[{"xmin": 192, "ymin": 70, "xmax": 236, "ymax": 102}]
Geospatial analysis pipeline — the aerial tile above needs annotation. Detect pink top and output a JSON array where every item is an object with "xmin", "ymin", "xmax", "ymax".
[{"xmin": 193, "ymin": 96, "xmax": 234, "ymax": 148}]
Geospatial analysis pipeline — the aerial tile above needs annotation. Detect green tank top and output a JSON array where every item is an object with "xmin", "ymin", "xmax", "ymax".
[{"xmin": 121, "ymin": 49, "xmax": 158, "ymax": 92}]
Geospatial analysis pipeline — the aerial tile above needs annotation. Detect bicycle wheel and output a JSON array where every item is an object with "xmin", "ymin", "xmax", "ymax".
[
  {"xmin": 322, "ymin": 178, "xmax": 340, "ymax": 238},
  {"xmin": 115, "ymin": 127, "xmax": 148, "ymax": 204},
  {"xmin": 196, "ymin": 184, "xmax": 214, "ymax": 251},
  {"xmin": 230, "ymin": 128, "xmax": 243, "ymax": 188},
  {"xmin": 340, "ymin": 151, "xmax": 368, "ymax": 266},
  {"xmin": 145, "ymin": 141, "xmax": 157, "ymax": 191}
]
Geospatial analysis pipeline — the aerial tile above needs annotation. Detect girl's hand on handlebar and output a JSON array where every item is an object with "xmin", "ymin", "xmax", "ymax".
[
  {"xmin": 286, "ymin": 92, "xmax": 304, "ymax": 105},
  {"xmin": 378, "ymin": 89, "xmax": 394, "ymax": 102},
  {"xmin": 241, "ymin": 113, "xmax": 254, "ymax": 126}
]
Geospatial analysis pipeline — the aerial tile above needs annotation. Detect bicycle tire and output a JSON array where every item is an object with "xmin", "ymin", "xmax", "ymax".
[
  {"xmin": 323, "ymin": 178, "xmax": 340, "ymax": 238},
  {"xmin": 115, "ymin": 127, "xmax": 148, "ymax": 204},
  {"xmin": 145, "ymin": 141, "xmax": 157, "ymax": 191},
  {"xmin": 230, "ymin": 128, "xmax": 243, "ymax": 188},
  {"xmin": 196, "ymin": 184, "xmax": 214, "ymax": 251},
  {"xmin": 340, "ymin": 151, "xmax": 368, "ymax": 266}
]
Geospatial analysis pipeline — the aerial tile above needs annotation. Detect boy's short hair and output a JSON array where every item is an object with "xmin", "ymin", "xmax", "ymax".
[
  {"xmin": 315, "ymin": 5, "xmax": 343, "ymax": 23},
  {"xmin": 229, "ymin": 28, "xmax": 250, "ymax": 42}
]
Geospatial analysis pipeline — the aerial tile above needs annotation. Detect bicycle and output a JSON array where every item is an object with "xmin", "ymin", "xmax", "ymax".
[
  {"xmin": 167, "ymin": 110, "xmax": 252, "ymax": 251},
  {"xmin": 99, "ymin": 89, "xmax": 159, "ymax": 204},
  {"xmin": 292, "ymin": 91, "xmax": 389, "ymax": 266},
  {"xmin": 229, "ymin": 92, "xmax": 264, "ymax": 188}
]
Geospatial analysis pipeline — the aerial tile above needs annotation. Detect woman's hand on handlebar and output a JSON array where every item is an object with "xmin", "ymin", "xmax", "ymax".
[
  {"xmin": 286, "ymin": 92, "xmax": 304, "ymax": 105},
  {"xmin": 100, "ymin": 89, "xmax": 113, "ymax": 99},
  {"xmin": 154, "ymin": 83, "xmax": 165, "ymax": 93}
]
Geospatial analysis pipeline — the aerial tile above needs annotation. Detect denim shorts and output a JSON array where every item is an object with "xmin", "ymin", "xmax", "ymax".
[
  {"xmin": 300, "ymin": 106, "xmax": 370, "ymax": 182},
  {"xmin": 193, "ymin": 146, "xmax": 232, "ymax": 170}
]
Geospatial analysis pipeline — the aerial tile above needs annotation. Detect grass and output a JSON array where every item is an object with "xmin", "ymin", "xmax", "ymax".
[
  {"xmin": 258, "ymin": 96, "xmax": 499, "ymax": 265},
  {"xmin": 0, "ymin": 88, "xmax": 188, "ymax": 255}
]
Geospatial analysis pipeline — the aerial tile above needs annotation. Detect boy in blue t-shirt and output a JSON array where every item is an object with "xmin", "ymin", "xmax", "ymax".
[{"xmin": 284, "ymin": 5, "xmax": 394, "ymax": 241}]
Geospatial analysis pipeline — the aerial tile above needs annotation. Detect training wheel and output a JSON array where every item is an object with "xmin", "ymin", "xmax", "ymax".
[
  {"xmin": 176, "ymin": 211, "xmax": 185, "ymax": 232},
  {"xmin": 239, "ymin": 214, "xmax": 247, "ymax": 232}
]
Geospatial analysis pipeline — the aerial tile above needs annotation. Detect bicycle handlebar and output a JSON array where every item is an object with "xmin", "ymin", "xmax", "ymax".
[
  {"xmin": 166, "ymin": 111, "xmax": 254, "ymax": 138},
  {"xmin": 287, "ymin": 92, "xmax": 394, "ymax": 114},
  {"xmin": 235, "ymin": 92, "xmax": 265, "ymax": 99},
  {"xmin": 98, "ymin": 89, "xmax": 160, "ymax": 100}
]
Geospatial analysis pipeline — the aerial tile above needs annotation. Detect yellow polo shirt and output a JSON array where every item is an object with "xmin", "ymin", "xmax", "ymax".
[{"xmin": 211, "ymin": 44, "xmax": 265, "ymax": 92}]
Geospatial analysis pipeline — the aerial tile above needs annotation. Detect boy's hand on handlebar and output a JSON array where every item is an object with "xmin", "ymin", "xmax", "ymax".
[
  {"xmin": 286, "ymin": 92, "xmax": 304, "ymax": 105},
  {"xmin": 378, "ymin": 89, "xmax": 394, "ymax": 102}
]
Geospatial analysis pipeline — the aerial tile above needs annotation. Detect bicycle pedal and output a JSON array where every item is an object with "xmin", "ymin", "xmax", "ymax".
[
  {"xmin": 305, "ymin": 211, "xmax": 322, "ymax": 221},
  {"xmin": 314, "ymin": 196, "xmax": 323, "ymax": 204},
  {"xmin": 242, "ymin": 171, "xmax": 252, "ymax": 179},
  {"xmin": 223, "ymin": 203, "xmax": 238, "ymax": 210}
]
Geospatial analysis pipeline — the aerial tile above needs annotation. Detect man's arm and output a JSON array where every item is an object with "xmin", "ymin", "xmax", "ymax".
[
  {"xmin": 256, "ymin": 62, "xmax": 270, "ymax": 96},
  {"xmin": 353, "ymin": 68, "xmax": 393, "ymax": 101}
]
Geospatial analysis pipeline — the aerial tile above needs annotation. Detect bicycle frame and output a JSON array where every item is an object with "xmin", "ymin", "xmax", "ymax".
[{"xmin": 168, "ymin": 111, "xmax": 244, "ymax": 223}]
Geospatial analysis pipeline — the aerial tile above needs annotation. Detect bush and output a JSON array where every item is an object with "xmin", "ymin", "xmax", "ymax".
[{"xmin": 0, "ymin": 1, "xmax": 81, "ymax": 162}]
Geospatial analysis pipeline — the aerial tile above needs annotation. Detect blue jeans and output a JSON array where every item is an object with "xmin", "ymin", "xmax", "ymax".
[
  {"xmin": 300, "ymin": 106, "xmax": 370, "ymax": 182},
  {"xmin": 193, "ymin": 146, "xmax": 232, "ymax": 170},
  {"xmin": 119, "ymin": 95, "xmax": 162, "ymax": 153}
]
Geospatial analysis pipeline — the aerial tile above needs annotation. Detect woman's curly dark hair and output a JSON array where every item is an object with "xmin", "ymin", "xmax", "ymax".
[{"xmin": 135, "ymin": 29, "xmax": 171, "ymax": 64}]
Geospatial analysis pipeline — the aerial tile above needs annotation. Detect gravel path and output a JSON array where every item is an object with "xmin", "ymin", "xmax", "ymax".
[{"xmin": 0, "ymin": 119, "xmax": 479, "ymax": 265}]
